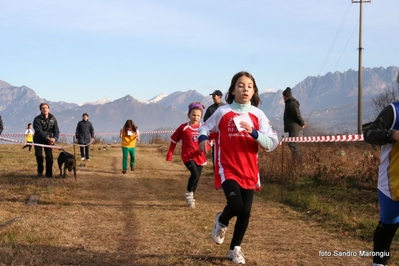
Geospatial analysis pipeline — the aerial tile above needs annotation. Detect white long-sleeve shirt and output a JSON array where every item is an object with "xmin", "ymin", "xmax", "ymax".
[{"xmin": 199, "ymin": 101, "xmax": 279, "ymax": 190}]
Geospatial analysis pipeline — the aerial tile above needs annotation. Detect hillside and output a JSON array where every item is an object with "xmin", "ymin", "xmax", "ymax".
[{"xmin": 0, "ymin": 66, "xmax": 398, "ymax": 137}]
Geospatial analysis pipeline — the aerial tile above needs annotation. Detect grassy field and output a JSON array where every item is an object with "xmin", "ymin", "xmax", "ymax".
[{"xmin": 0, "ymin": 141, "xmax": 397, "ymax": 265}]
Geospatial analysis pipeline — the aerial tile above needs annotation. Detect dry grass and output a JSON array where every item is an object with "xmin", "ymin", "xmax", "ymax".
[
  {"xmin": 0, "ymin": 142, "xmax": 395, "ymax": 265},
  {"xmin": 256, "ymin": 141, "xmax": 384, "ymax": 241}
]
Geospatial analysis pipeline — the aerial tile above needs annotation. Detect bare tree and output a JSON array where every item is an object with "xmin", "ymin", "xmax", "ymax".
[
  {"xmin": 371, "ymin": 73, "xmax": 399, "ymax": 118},
  {"xmin": 301, "ymin": 120, "xmax": 328, "ymax": 136}
]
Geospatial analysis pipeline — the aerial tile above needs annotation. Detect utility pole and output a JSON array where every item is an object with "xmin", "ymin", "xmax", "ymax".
[{"xmin": 352, "ymin": 0, "xmax": 371, "ymax": 134}]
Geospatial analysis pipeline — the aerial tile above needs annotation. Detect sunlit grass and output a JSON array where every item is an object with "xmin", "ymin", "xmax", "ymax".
[
  {"xmin": 156, "ymin": 140, "xmax": 384, "ymax": 244},
  {"xmin": 0, "ymin": 140, "xmax": 396, "ymax": 265}
]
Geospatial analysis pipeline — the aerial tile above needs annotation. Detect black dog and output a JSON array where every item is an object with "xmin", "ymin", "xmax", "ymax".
[{"xmin": 57, "ymin": 150, "xmax": 77, "ymax": 179}]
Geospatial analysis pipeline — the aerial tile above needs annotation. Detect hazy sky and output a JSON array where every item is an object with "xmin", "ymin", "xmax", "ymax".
[{"xmin": 1, "ymin": 0, "xmax": 398, "ymax": 104}]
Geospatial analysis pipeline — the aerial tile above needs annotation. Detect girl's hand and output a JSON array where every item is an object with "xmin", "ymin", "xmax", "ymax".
[
  {"xmin": 239, "ymin": 121, "xmax": 252, "ymax": 134},
  {"xmin": 199, "ymin": 140, "xmax": 209, "ymax": 154}
]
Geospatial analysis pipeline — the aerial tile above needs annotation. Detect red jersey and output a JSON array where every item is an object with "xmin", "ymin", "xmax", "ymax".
[
  {"xmin": 200, "ymin": 102, "xmax": 278, "ymax": 190},
  {"xmin": 169, "ymin": 122, "xmax": 207, "ymax": 166}
]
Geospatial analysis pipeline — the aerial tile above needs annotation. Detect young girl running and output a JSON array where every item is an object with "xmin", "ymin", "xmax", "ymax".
[
  {"xmin": 120, "ymin": 119, "xmax": 138, "ymax": 174},
  {"xmin": 22, "ymin": 123, "xmax": 34, "ymax": 153},
  {"xmin": 166, "ymin": 102, "xmax": 207, "ymax": 208},
  {"xmin": 198, "ymin": 71, "xmax": 279, "ymax": 264}
]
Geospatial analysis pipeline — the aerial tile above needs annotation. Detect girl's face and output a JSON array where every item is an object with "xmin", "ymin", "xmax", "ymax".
[
  {"xmin": 28, "ymin": 125, "xmax": 32, "ymax": 129},
  {"xmin": 188, "ymin": 109, "xmax": 202, "ymax": 125},
  {"xmin": 232, "ymin": 76, "xmax": 254, "ymax": 104}
]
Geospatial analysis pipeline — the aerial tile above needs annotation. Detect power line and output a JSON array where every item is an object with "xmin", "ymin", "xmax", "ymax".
[
  {"xmin": 318, "ymin": 2, "xmax": 352, "ymax": 76},
  {"xmin": 302, "ymin": 2, "xmax": 370, "ymax": 134},
  {"xmin": 302, "ymin": 2, "xmax": 353, "ymax": 119}
]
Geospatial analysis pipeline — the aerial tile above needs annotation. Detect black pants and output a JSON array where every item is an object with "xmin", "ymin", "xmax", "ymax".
[
  {"xmin": 373, "ymin": 221, "xmax": 399, "ymax": 264},
  {"xmin": 184, "ymin": 160, "xmax": 203, "ymax": 193},
  {"xmin": 219, "ymin": 179, "xmax": 254, "ymax": 250},
  {"xmin": 80, "ymin": 145, "xmax": 90, "ymax": 159},
  {"xmin": 34, "ymin": 145, "xmax": 53, "ymax": 177},
  {"xmin": 211, "ymin": 145, "xmax": 217, "ymax": 172},
  {"xmin": 287, "ymin": 131, "xmax": 301, "ymax": 161}
]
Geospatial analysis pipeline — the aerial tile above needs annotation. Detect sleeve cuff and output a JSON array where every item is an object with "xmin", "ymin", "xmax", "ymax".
[
  {"xmin": 250, "ymin": 128, "xmax": 258, "ymax": 139},
  {"xmin": 198, "ymin": 135, "xmax": 209, "ymax": 143}
]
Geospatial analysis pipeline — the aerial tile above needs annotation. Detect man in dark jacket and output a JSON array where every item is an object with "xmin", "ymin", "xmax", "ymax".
[
  {"xmin": 0, "ymin": 115, "xmax": 3, "ymax": 134},
  {"xmin": 33, "ymin": 103, "xmax": 60, "ymax": 177},
  {"xmin": 203, "ymin": 90, "xmax": 225, "ymax": 171},
  {"xmin": 203, "ymin": 90, "xmax": 225, "ymax": 122},
  {"xmin": 75, "ymin": 113, "xmax": 94, "ymax": 161},
  {"xmin": 283, "ymin": 87, "xmax": 306, "ymax": 161}
]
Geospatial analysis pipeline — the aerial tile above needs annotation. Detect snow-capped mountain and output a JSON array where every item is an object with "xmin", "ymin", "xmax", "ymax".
[
  {"xmin": 1, "ymin": 66, "xmax": 399, "ymax": 135},
  {"xmin": 138, "ymin": 93, "xmax": 169, "ymax": 105},
  {"xmin": 78, "ymin": 98, "xmax": 112, "ymax": 106}
]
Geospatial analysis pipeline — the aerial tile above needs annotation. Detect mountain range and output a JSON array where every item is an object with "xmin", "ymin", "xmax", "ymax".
[{"xmin": 0, "ymin": 66, "xmax": 398, "ymax": 141}]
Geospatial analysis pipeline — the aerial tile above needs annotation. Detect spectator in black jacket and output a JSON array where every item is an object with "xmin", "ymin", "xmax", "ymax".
[
  {"xmin": 0, "ymin": 115, "xmax": 3, "ymax": 134},
  {"xmin": 33, "ymin": 103, "xmax": 60, "ymax": 177},
  {"xmin": 203, "ymin": 90, "xmax": 225, "ymax": 171},
  {"xmin": 283, "ymin": 87, "xmax": 306, "ymax": 161},
  {"xmin": 75, "ymin": 113, "xmax": 95, "ymax": 161},
  {"xmin": 203, "ymin": 90, "xmax": 225, "ymax": 122}
]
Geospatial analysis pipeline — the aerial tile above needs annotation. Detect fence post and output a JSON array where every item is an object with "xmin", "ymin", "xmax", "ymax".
[{"xmin": 73, "ymin": 136, "xmax": 76, "ymax": 159}]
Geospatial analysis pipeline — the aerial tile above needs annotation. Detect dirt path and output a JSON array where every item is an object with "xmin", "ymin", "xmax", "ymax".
[
  {"xmin": 0, "ymin": 143, "xmax": 377, "ymax": 265},
  {"xmin": 117, "ymin": 144, "xmax": 373, "ymax": 266}
]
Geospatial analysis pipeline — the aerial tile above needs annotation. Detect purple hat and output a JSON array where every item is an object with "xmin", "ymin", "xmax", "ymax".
[{"xmin": 188, "ymin": 102, "xmax": 204, "ymax": 113}]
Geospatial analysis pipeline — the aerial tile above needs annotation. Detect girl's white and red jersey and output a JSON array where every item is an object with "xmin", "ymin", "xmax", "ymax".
[
  {"xmin": 200, "ymin": 102, "xmax": 278, "ymax": 190},
  {"xmin": 170, "ymin": 122, "xmax": 207, "ymax": 166}
]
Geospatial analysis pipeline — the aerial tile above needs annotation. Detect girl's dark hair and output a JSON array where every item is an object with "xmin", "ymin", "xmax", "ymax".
[
  {"xmin": 27, "ymin": 123, "xmax": 32, "ymax": 127},
  {"xmin": 225, "ymin": 71, "xmax": 262, "ymax": 107},
  {"xmin": 123, "ymin": 119, "xmax": 137, "ymax": 135}
]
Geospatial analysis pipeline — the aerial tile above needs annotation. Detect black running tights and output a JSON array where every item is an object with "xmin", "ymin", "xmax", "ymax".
[
  {"xmin": 219, "ymin": 179, "xmax": 254, "ymax": 250},
  {"xmin": 184, "ymin": 160, "xmax": 203, "ymax": 193}
]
